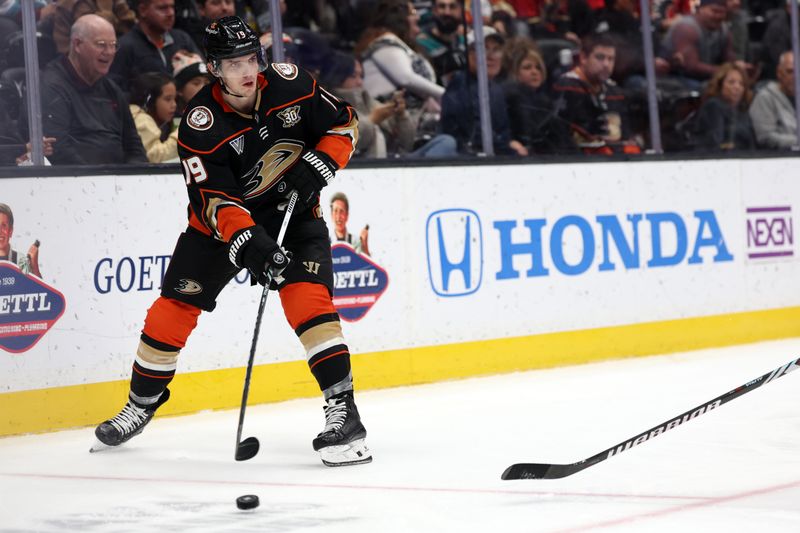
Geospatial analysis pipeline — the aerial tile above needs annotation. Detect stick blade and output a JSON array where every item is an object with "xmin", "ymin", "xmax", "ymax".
[
  {"xmin": 235, "ymin": 437, "xmax": 260, "ymax": 461},
  {"xmin": 501, "ymin": 463, "xmax": 572, "ymax": 480}
]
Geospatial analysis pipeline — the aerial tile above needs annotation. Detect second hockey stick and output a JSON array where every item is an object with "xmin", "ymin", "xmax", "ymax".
[
  {"xmin": 501, "ymin": 357, "xmax": 799, "ymax": 480},
  {"xmin": 235, "ymin": 191, "xmax": 298, "ymax": 461}
]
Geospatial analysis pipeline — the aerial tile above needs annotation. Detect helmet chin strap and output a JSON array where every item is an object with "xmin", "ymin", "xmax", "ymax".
[{"xmin": 219, "ymin": 78, "xmax": 246, "ymax": 98}]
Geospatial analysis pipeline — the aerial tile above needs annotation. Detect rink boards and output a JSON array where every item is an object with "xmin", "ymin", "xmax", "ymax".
[{"xmin": 1, "ymin": 158, "xmax": 799, "ymax": 435}]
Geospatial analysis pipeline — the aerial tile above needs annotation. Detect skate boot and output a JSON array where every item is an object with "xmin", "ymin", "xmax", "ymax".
[
  {"xmin": 312, "ymin": 391, "xmax": 372, "ymax": 467},
  {"xmin": 91, "ymin": 388, "xmax": 171, "ymax": 452}
]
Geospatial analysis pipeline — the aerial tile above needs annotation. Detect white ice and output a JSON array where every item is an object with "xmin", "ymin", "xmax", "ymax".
[{"xmin": 1, "ymin": 339, "xmax": 799, "ymax": 533}]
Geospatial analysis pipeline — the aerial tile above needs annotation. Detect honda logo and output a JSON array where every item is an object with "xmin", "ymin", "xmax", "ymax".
[{"xmin": 425, "ymin": 209, "xmax": 483, "ymax": 297}]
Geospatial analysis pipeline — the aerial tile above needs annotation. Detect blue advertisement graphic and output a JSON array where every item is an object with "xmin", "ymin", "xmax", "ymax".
[
  {"xmin": 426, "ymin": 208, "xmax": 734, "ymax": 297},
  {"xmin": 331, "ymin": 244, "xmax": 389, "ymax": 322},
  {"xmin": 0, "ymin": 261, "xmax": 66, "ymax": 354},
  {"xmin": 425, "ymin": 209, "xmax": 484, "ymax": 297}
]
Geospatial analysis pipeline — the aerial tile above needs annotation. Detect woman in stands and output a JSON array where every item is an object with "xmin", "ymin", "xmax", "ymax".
[
  {"xmin": 692, "ymin": 62, "xmax": 756, "ymax": 151},
  {"xmin": 354, "ymin": 0, "xmax": 455, "ymax": 157}
]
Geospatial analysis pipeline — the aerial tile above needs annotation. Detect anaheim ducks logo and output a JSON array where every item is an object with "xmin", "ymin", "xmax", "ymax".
[
  {"xmin": 187, "ymin": 106, "xmax": 214, "ymax": 131},
  {"xmin": 175, "ymin": 279, "xmax": 203, "ymax": 295},
  {"xmin": 272, "ymin": 63, "xmax": 298, "ymax": 80},
  {"xmin": 242, "ymin": 141, "xmax": 304, "ymax": 199}
]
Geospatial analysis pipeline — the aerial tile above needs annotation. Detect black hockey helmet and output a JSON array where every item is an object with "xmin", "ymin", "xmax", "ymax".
[{"xmin": 204, "ymin": 16, "xmax": 263, "ymax": 63}]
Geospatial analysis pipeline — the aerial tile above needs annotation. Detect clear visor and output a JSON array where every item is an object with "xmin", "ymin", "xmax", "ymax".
[{"xmin": 212, "ymin": 50, "xmax": 268, "ymax": 79}]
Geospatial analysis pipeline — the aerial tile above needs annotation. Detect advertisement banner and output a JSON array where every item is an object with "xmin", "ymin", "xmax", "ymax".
[{"xmin": 1, "ymin": 159, "xmax": 799, "ymax": 395}]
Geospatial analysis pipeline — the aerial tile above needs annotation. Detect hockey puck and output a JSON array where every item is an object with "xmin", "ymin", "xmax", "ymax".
[{"xmin": 236, "ymin": 494, "xmax": 259, "ymax": 510}]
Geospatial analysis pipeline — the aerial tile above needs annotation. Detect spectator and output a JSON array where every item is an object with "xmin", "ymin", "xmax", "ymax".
[
  {"xmin": 552, "ymin": 32, "xmax": 640, "ymax": 154},
  {"xmin": 725, "ymin": 0, "xmax": 749, "ymax": 62},
  {"xmin": 415, "ymin": 0, "xmax": 467, "ymax": 86},
  {"xmin": 110, "ymin": 0, "xmax": 200, "ymax": 91},
  {"xmin": 691, "ymin": 62, "xmax": 756, "ymax": 150},
  {"xmin": 129, "ymin": 71, "xmax": 179, "ymax": 162},
  {"xmin": 181, "ymin": 0, "xmax": 235, "ymax": 50},
  {"xmin": 172, "ymin": 50, "xmax": 211, "ymax": 114},
  {"xmin": 503, "ymin": 45, "xmax": 572, "ymax": 154},
  {"xmin": 330, "ymin": 192, "xmax": 370, "ymax": 256},
  {"xmin": 322, "ymin": 51, "xmax": 416, "ymax": 158},
  {"xmin": 763, "ymin": 1, "xmax": 794, "ymax": 79},
  {"xmin": 749, "ymin": 51, "xmax": 797, "ymax": 149},
  {"xmin": 356, "ymin": 0, "xmax": 445, "ymax": 142},
  {"xmin": 594, "ymin": 0, "xmax": 667, "ymax": 86},
  {"xmin": 660, "ymin": 0, "xmax": 738, "ymax": 89},
  {"xmin": 441, "ymin": 27, "xmax": 526, "ymax": 155},
  {"xmin": 36, "ymin": 14, "xmax": 147, "ymax": 164},
  {"xmin": 0, "ymin": 84, "xmax": 55, "ymax": 165},
  {"xmin": 49, "ymin": 0, "xmax": 137, "ymax": 55},
  {"xmin": 0, "ymin": 203, "xmax": 41, "ymax": 278}
]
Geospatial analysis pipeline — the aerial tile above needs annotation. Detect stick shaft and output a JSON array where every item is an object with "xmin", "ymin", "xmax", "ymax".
[
  {"xmin": 235, "ymin": 192, "xmax": 298, "ymax": 452},
  {"xmin": 503, "ymin": 358, "xmax": 800, "ymax": 480}
]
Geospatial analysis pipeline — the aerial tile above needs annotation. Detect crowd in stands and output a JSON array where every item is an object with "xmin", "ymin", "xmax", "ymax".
[{"xmin": 0, "ymin": 0, "xmax": 797, "ymax": 166}]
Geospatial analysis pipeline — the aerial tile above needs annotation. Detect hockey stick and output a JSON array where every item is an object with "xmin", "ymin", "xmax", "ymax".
[
  {"xmin": 235, "ymin": 191, "xmax": 299, "ymax": 461},
  {"xmin": 501, "ymin": 357, "xmax": 800, "ymax": 480}
]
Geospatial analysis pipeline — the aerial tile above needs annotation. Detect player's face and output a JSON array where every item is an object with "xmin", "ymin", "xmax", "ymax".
[
  {"xmin": 155, "ymin": 82, "xmax": 178, "ymax": 125},
  {"xmin": 199, "ymin": 0, "xmax": 235, "ymax": 20},
  {"xmin": 219, "ymin": 53, "xmax": 260, "ymax": 96},
  {"xmin": 0, "ymin": 213, "xmax": 12, "ymax": 253},
  {"xmin": 331, "ymin": 200, "xmax": 349, "ymax": 233}
]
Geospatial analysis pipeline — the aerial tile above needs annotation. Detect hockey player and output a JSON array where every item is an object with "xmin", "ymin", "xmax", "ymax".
[{"xmin": 93, "ymin": 16, "xmax": 370, "ymax": 467}]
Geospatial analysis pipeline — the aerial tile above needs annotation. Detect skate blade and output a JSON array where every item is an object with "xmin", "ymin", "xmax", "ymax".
[
  {"xmin": 89, "ymin": 439, "xmax": 114, "ymax": 453},
  {"xmin": 319, "ymin": 438, "xmax": 372, "ymax": 467}
]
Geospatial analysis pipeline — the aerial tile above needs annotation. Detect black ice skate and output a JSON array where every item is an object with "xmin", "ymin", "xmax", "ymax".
[
  {"xmin": 90, "ymin": 389, "xmax": 171, "ymax": 452},
  {"xmin": 312, "ymin": 391, "xmax": 372, "ymax": 467}
]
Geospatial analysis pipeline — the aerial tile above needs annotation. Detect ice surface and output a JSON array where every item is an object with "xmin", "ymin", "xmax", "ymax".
[{"xmin": 1, "ymin": 339, "xmax": 799, "ymax": 532}]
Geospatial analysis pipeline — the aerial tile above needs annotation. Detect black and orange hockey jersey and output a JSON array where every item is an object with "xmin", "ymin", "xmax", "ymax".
[{"xmin": 176, "ymin": 63, "xmax": 358, "ymax": 243}]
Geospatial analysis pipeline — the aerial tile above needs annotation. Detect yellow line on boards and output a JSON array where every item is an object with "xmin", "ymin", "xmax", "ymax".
[{"xmin": 1, "ymin": 306, "xmax": 799, "ymax": 437}]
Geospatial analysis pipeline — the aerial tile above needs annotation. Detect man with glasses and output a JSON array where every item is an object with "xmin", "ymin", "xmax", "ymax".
[
  {"xmin": 110, "ymin": 0, "xmax": 201, "ymax": 91},
  {"xmin": 34, "ymin": 14, "xmax": 147, "ymax": 164},
  {"xmin": 416, "ymin": 0, "xmax": 466, "ymax": 85}
]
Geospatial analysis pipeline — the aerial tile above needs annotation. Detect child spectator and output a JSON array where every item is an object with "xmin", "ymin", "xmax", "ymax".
[
  {"xmin": 129, "ymin": 71, "xmax": 179, "ymax": 162},
  {"xmin": 172, "ymin": 50, "xmax": 211, "ymax": 114}
]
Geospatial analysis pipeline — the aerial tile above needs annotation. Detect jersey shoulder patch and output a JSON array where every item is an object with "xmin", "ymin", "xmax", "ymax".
[
  {"xmin": 186, "ymin": 106, "xmax": 214, "ymax": 131},
  {"xmin": 177, "ymin": 84, "xmax": 240, "ymax": 158},
  {"xmin": 271, "ymin": 62, "xmax": 299, "ymax": 80}
]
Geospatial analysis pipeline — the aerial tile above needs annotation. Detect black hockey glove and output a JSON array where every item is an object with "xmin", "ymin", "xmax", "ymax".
[
  {"xmin": 278, "ymin": 150, "xmax": 337, "ymax": 209},
  {"xmin": 228, "ymin": 226, "xmax": 291, "ymax": 286}
]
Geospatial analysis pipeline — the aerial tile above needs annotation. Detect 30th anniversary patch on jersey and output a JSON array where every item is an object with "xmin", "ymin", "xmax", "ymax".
[{"xmin": 187, "ymin": 106, "xmax": 214, "ymax": 131}]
